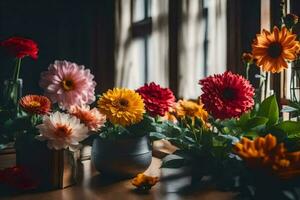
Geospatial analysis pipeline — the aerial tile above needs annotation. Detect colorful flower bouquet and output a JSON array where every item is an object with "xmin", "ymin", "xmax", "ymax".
[
  {"xmin": 0, "ymin": 37, "xmax": 177, "ymax": 187},
  {"xmin": 92, "ymin": 83, "xmax": 175, "ymax": 177},
  {"xmin": 0, "ymin": 39, "xmax": 107, "ymax": 190},
  {"xmin": 0, "ymin": 37, "xmax": 38, "ymax": 149},
  {"xmin": 14, "ymin": 60, "xmax": 104, "ymax": 190},
  {"xmin": 156, "ymin": 8, "xmax": 300, "ymax": 200},
  {"xmin": 1, "ymin": 2, "xmax": 300, "ymax": 198}
]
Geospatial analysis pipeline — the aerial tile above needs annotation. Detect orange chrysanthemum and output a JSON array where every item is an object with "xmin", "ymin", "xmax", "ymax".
[
  {"xmin": 132, "ymin": 173, "xmax": 159, "ymax": 190},
  {"xmin": 174, "ymin": 100, "xmax": 208, "ymax": 125},
  {"xmin": 97, "ymin": 88, "xmax": 145, "ymax": 127},
  {"xmin": 69, "ymin": 105, "xmax": 106, "ymax": 131},
  {"xmin": 163, "ymin": 110, "xmax": 178, "ymax": 123},
  {"xmin": 19, "ymin": 95, "xmax": 51, "ymax": 115},
  {"xmin": 234, "ymin": 134, "xmax": 300, "ymax": 180},
  {"xmin": 252, "ymin": 26, "xmax": 299, "ymax": 73}
]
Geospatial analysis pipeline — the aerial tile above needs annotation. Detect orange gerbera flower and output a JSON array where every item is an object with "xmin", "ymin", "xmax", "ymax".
[
  {"xmin": 69, "ymin": 105, "xmax": 106, "ymax": 131},
  {"xmin": 132, "ymin": 173, "xmax": 159, "ymax": 190},
  {"xmin": 234, "ymin": 134, "xmax": 300, "ymax": 179},
  {"xmin": 252, "ymin": 26, "xmax": 299, "ymax": 73},
  {"xmin": 19, "ymin": 95, "xmax": 51, "ymax": 115}
]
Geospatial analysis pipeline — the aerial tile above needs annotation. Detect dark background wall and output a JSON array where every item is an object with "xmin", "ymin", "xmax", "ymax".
[
  {"xmin": 0, "ymin": 0, "xmax": 115, "ymax": 95},
  {"xmin": 227, "ymin": 0, "xmax": 261, "ymax": 87}
]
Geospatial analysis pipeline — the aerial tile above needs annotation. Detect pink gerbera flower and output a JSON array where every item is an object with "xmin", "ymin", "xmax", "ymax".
[
  {"xmin": 69, "ymin": 105, "xmax": 106, "ymax": 131},
  {"xmin": 199, "ymin": 71, "xmax": 255, "ymax": 119},
  {"xmin": 39, "ymin": 60, "xmax": 96, "ymax": 109}
]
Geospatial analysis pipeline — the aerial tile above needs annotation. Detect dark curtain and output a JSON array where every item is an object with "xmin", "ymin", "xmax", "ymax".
[{"xmin": 0, "ymin": 0, "xmax": 115, "ymax": 95}]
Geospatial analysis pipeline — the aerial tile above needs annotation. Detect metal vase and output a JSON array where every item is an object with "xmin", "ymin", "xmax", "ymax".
[{"xmin": 92, "ymin": 135, "xmax": 152, "ymax": 178}]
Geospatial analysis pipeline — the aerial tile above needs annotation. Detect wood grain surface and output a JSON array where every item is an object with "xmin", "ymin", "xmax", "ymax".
[{"xmin": 3, "ymin": 157, "xmax": 235, "ymax": 200}]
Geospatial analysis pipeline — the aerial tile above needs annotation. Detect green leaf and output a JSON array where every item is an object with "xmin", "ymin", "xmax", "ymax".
[
  {"xmin": 257, "ymin": 95, "xmax": 279, "ymax": 126},
  {"xmin": 274, "ymin": 121, "xmax": 300, "ymax": 137},
  {"xmin": 161, "ymin": 158, "xmax": 186, "ymax": 168},
  {"xmin": 126, "ymin": 115, "xmax": 156, "ymax": 136},
  {"xmin": 238, "ymin": 112, "xmax": 251, "ymax": 127},
  {"xmin": 244, "ymin": 117, "xmax": 269, "ymax": 130},
  {"xmin": 149, "ymin": 132, "xmax": 166, "ymax": 140},
  {"xmin": 243, "ymin": 131, "xmax": 259, "ymax": 139},
  {"xmin": 194, "ymin": 117, "xmax": 204, "ymax": 128},
  {"xmin": 184, "ymin": 135, "xmax": 196, "ymax": 143},
  {"xmin": 173, "ymin": 149, "xmax": 189, "ymax": 158}
]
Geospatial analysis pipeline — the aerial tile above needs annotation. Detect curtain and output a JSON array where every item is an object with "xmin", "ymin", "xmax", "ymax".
[
  {"xmin": 115, "ymin": 0, "xmax": 169, "ymax": 89},
  {"xmin": 148, "ymin": 0, "xmax": 169, "ymax": 87},
  {"xmin": 178, "ymin": 0, "xmax": 227, "ymax": 99}
]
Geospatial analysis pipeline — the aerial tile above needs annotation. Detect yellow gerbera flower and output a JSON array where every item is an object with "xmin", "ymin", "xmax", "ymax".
[
  {"xmin": 252, "ymin": 26, "xmax": 299, "ymax": 73},
  {"xmin": 97, "ymin": 88, "xmax": 145, "ymax": 126},
  {"xmin": 175, "ymin": 100, "xmax": 208, "ymax": 125}
]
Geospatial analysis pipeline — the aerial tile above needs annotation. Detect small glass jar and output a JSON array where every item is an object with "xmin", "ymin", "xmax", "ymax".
[
  {"xmin": 1, "ymin": 78, "xmax": 23, "ymax": 116},
  {"xmin": 290, "ymin": 64, "xmax": 300, "ymax": 102}
]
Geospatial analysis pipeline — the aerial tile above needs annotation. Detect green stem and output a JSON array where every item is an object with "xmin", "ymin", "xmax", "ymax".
[
  {"xmin": 12, "ymin": 58, "xmax": 22, "ymax": 83},
  {"xmin": 192, "ymin": 126, "xmax": 198, "ymax": 142},
  {"xmin": 246, "ymin": 63, "xmax": 250, "ymax": 80}
]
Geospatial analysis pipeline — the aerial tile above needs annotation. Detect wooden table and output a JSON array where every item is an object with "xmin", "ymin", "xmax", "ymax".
[{"xmin": 3, "ymin": 157, "xmax": 235, "ymax": 200}]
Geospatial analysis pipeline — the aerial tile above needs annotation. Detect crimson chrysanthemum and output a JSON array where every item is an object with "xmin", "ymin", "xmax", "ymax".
[
  {"xmin": 0, "ymin": 37, "xmax": 38, "ymax": 59},
  {"xmin": 199, "ymin": 71, "xmax": 255, "ymax": 119},
  {"xmin": 19, "ymin": 95, "xmax": 51, "ymax": 115},
  {"xmin": 136, "ymin": 82, "xmax": 175, "ymax": 116}
]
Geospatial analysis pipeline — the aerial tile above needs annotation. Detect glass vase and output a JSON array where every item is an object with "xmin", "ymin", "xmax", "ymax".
[
  {"xmin": 290, "ymin": 64, "xmax": 300, "ymax": 102},
  {"xmin": 1, "ymin": 78, "xmax": 23, "ymax": 116}
]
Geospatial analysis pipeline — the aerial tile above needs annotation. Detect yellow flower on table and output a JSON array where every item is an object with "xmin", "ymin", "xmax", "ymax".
[
  {"xmin": 132, "ymin": 173, "xmax": 159, "ymax": 190},
  {"xmin": 97, "ymin": 88, "xmax": 145, "ymax": 127}
]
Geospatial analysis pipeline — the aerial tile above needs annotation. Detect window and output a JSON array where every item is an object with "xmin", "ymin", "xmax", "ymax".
[
  {"xmin": 115, "ymin": 0, "xmax": 169, "ymax": 89},
  {"xmin": 115, "ymin": 0, "xmax": 227, "ymax": 97}
]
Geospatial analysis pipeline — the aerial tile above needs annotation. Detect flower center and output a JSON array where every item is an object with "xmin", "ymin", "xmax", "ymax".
[
  {"xmin": 62, "ymin": 79, "xmax": 74, "ymax": 91},
  {"xmin": 29, "ymin": 101, "xmax": 41, "ymax": 107},
  {"xmin": 222, "ymin": 88, "xmax": 236, "ymax": 100},
  {"xmin": 54, "ymin": 124, "xmax": 72, "ymax": 138},
  {"xmin": 267, "ymin": 42, "xmax": 282, "ymax": 58},
  {"xmin": 119, "ymin": 98, "xmax": 129, "ymax": 107}
]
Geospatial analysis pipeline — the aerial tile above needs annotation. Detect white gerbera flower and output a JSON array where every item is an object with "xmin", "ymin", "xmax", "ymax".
[{"xmin": 36, "ymin": 111, "xmax": 89, "ymax": 150}]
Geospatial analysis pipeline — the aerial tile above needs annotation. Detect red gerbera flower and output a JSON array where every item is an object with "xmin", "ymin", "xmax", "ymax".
[
  {"xmin": 1, "ymin": 37, "xmax": 38, "ymax": 59},
  {"xmin": 19, "ymin": 95, "xmax": 51, "ymax": 115},
  {"xmin": 136, "ymin": 82, "xmax": 175, "ymax": 116},
  {"xmin": 199, "ymin": 71, "xmax": 255, "ymax": 119}
]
